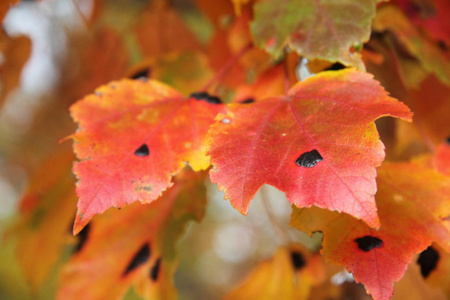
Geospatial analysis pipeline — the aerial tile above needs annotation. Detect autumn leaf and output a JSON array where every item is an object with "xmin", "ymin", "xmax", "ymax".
[
  {"xmin": 407, "ymin": 76, "xmax": 450, "ymax": 145},
  {"xmin": 392, "ymin": 75, "xmax": 450, "ymax": 158},
  {"xmin": 63, "ymin": 27, "xmax": 129, "ymax": 102},
  {"xmin": 392, "ymin": 258, "xmax": 447, "ymax": 300},
  {"xmin": 373, "ymin": 4, "xmax": 450, "ymax": 84},
  {"xmin": 232, "ymin": 64, "xmax": 286, "ymax": 103},
  {"xmin": 149, "ymin": 51, "xmax": 213, "ymax": 95},
  {"xmin": 224, "ymin": 244, "xmax": 325, "ymax": 300},
  {"xmin": 417, "ymin": 244, "xmax": 450, "ymax": 298},
  {"xmin": 57, "ymin": 170, "xmax": 207, "ymax": 300},
  {"xmin": 207, "ymin": 69, "xmax": 411, "ymax": 228},
  {"xmin": 290, "ymin": 162, "xmax": 450, "ymax": 300},
  {"xmin": 8, "ymin": 146, "xmax": 77, "ymax": 291},
  {"xmin": 393, "ymin": 0, "xmax": 450, "ymax": 44},
  {"xmin": 134, "ymin": 0, "xmax": 202, "ymax": 58},
  {"xmin": 251, "ymin": 0, "xmax": 376, "ymax": 68},
  {"xmin": 70, "ymin": 79, "xmax": 224, "ymax": 234}
]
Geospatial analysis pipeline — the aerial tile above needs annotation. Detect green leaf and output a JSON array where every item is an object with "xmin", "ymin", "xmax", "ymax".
[{"xmin": 251, "ymin": 0, "xmax": 376, "ymax": 68}]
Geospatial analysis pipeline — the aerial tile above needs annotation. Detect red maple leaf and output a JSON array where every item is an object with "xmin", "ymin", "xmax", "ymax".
[
  {"xmin": 70, "ymin": 79, "xmax": 224, "ymax": 234},
  {"xmin": 291, "ymin": 162, "xmax": 450, "ymax": 300},
  {"xmin": 207, "ymin": 69, "xmax": 412, "ymax": 228}
]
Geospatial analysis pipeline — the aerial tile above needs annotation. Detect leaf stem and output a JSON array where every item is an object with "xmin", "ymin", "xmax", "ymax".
[
  {"xmin": 283, "ymin": 55, "xmax": 291, "ymax": 95},
  {"xmin": 201, "ymin": 42, "xmax": 253, "ymax": 92}
]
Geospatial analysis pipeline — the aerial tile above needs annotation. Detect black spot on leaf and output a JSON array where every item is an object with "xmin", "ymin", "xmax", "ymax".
[
  {"xmin": 189, "ymin": 91, "xmax": 222, "ymax": 104},
  {"xmin": 129, "ymin": 68, "xmax": 151, "ymax": 80},
  {"xmin": 417, "ymin": 246, "xmax": 439, "ymax": 278},
  {"xmin": 74, "ymin": 223, "xmax": 90, "ymax": 253},
  {"xmin": 324, "ymin": 62, "xmax": 346, "ymax": 71},
  {"xmin": 240, "ymin": 98, "xmax": 255, "ymax": 104},
  {"xmin": 438, "ymin": 40, "xmax": 448, "ymax": 51},
  {"xmin": 149, "ymin": 257, "xmax": 162, "ymax": 281},
  {"xmin": 295, "ymin": 149, "xmax": 323, "ymax": 168},
  {"xmin": 445, "ymin": 136, "xmax": 450, "ymax": 145},
  {"xmin": 355, "ymin": 236, "xmax": 383, "ymax": 252},
  {"xmin": 135, "ymin": 144, "xmax": 150, "ymax": 156},
  {"xmin": 290, "ymin": 250, "xmax": 306, "ymax": 271},
  {"xmin": 123, "ymin": 244, "xmax": 151, "ymax": 276}
]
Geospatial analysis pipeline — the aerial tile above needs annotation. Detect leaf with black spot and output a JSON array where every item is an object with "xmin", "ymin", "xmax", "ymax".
[
  {"xmin": 290, "ymin": 250, "xmax": 306, "ymax": 271},
  {"xmin": 324, "ymin": 62, "xmax": 346, "ymax": 71},
  {"xmin": 295, "ymin": 149, "xmax": 323, "ymax": 168},
  {"xmin": 129, "ymin": 68, "xmax": 151, "ymax": 80},
  {"xmin": 240, "ymin": 98, "xmax": 255, "ymax": 104},
  {"xmin": 123, "ymin": 244, "xmax": 151, "ymax": 276},
  {"xmin": 135, "ymin": 144, "xmax": 150, "ymax": 157},
  {"xmin": 74, "ymin": 224, "xmax": 90, "ymax": 253},
  {"xmin": 149, "ymin": 257, "xmax": 162, "ymax": 281},
  {"xmin": 355, "ymin": 236, "xmax": 383, "ymax": 252},
  {"xmin": 208, "ymin": 69, "xmax": 411, "ymax": 228},
  {"xmin": 417, "ymin": 246, "xmax": 439, "ymax": 278},
  {"xmin": 189, "ymin": 91, "xmax": 222, "ymax": 104}
]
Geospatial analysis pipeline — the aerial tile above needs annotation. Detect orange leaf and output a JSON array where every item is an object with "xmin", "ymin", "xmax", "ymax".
[
  {"xmin": 290, "ymin": 162, "xmax": 450, "ymax": 300},
  {"xmin": 57, "ymin": 171, "xmax": 207, "ymax": 300},
  {"xmin": 373, "ymin": 4, "xmax": 450, "ymax": 84},
  {"xmin": 0, "ymin": 31, "xmax": 31, "ymax": 108},
  {"xmin": 224, "ymin": 244, "xmax": 325, "ymax": 300},
  {"xmin": 208, "ymin": 69, "xmax": 411, "ymax": 228},
  {"xmin": 417, "ymin": 244, "xmax": 450, "ymax": 297},
  {"xmin": 64, "ymin": 27, "xmax": 129, "ymax": 101},
  {"xmin": 9, "ymin": 146, "xmax": 77, "ymax": 290},
  {"xmin": 392, "ymin": 257, "xmax": 447, "ymax": 300},
  {"xmin": 70, "ymin": 79, "xmax": 224, "ymax": 234},
  {"xmin": 134, "ymin": 0, "xmax": 202, "ymax": 58}
]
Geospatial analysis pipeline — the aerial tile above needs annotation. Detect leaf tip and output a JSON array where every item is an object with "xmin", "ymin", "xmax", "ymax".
[{"xmin": 73, "ymin": 212, "xmax": 88, "ymax": 236}]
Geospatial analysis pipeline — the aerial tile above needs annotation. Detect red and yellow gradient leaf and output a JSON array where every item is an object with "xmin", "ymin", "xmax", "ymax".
[
  {"xmin": 57, "ymin": 171, "xmax": 207, "ymax": 300},
  {"xmin": 290, "ymin": 162, "xmax": 450, "ymax": 300},
  {"xmin": 251, "ymin": 0, "xmax": 376, "ymax": 68},
  {"xmin": 70, "ymin": 79, "xmax": 224, "ymax": 234},
  {"xmin": 207, "ymin": 69, "xmax": 411, "ymax": 228},
  {"xmin": 224, "ymin": 244, "xmax": 325, "ymax": 300}
]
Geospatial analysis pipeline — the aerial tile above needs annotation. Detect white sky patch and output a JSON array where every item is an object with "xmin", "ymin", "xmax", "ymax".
[{"xmin": 1, "ymin": 0, "xmax": 94, "ymax": 130}]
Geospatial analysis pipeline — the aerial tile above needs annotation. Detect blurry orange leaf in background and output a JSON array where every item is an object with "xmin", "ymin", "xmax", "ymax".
[
  {"xmin": 0, "ymin": 31, "xmax": 31, "ymax": 108},
  {"xmin": 57, "ymin": 171, "xmax": 206, "ymax": 300},
  {"xmin": 224, "ymin": 244, "xmax": 325, "ymax": 300}
]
